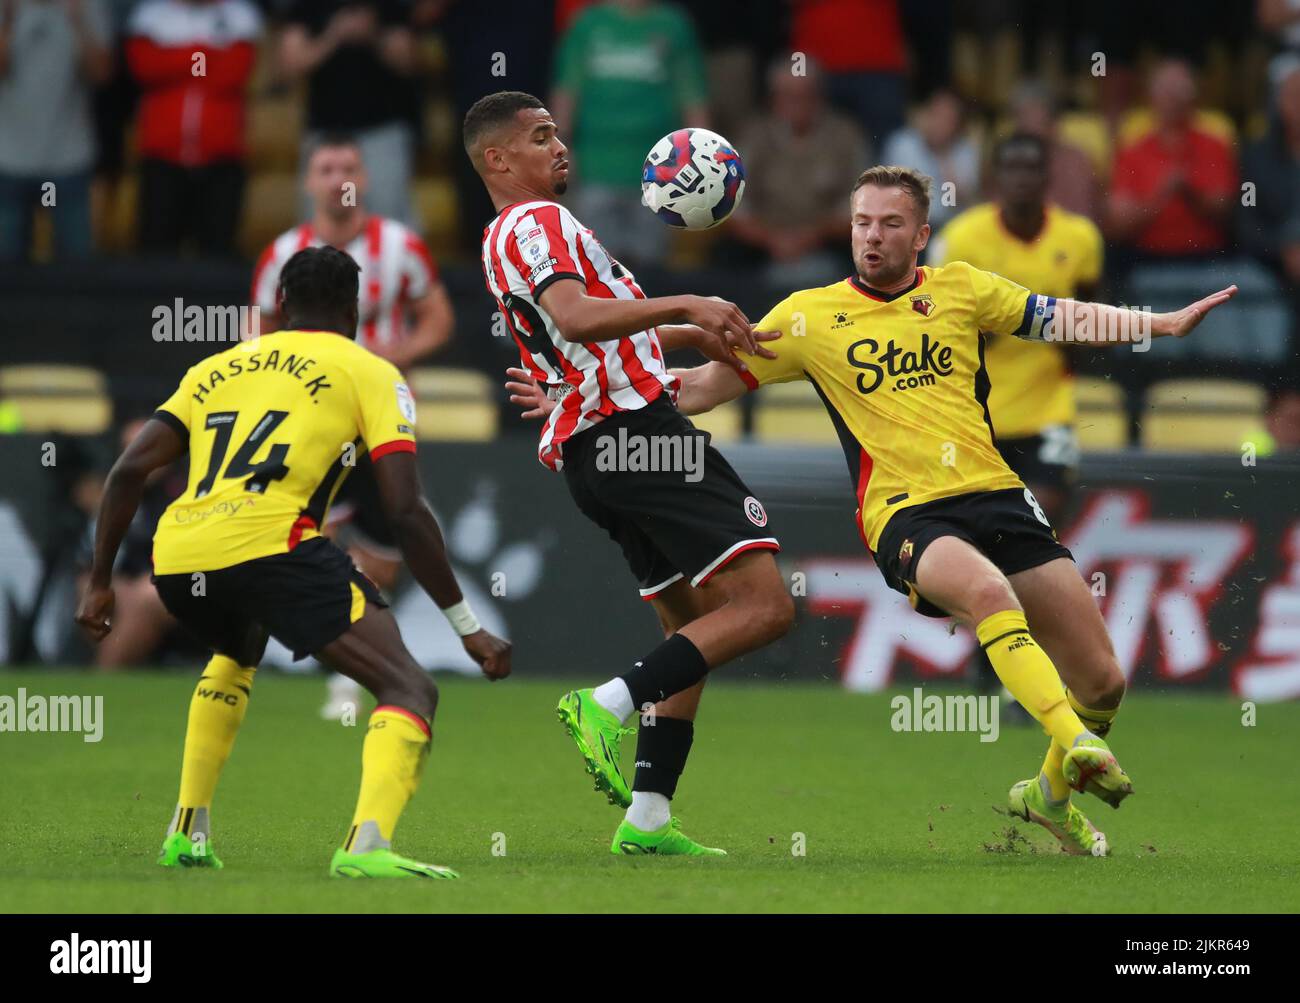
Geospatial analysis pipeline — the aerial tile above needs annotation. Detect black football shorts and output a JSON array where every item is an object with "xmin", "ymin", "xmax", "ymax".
[
  {"xmin": 873, "ymin": 487, "xmax": 1073, "ymax": 618},
  {"xmin": 152, "ymin": 536, "xmax": 388, "ymax": 661},
  {"xmin": 561, "ymin": 397, "xmax": 780, "ymax": 599}
]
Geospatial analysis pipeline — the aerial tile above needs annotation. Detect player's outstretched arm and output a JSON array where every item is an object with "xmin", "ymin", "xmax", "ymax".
[
  {"xmin": 75, "ymin": 417, "xmax": 188, "ymax": 641},
  {"xmin": 539, "ymin": 277, "xmax": 759, "ymax": 356},
  {"xmin": 371, "ymin": 451, "xmax": 511, "ymax": 681},
  {"xmin": 668, "ymin": 362, "xmax": 751, "ymax": 416},
  {"xmin": 506, "ymin": 361, "xmax": 750, "ymax": 419},
  {"xmin": 1048, "ymin": 285, "xmax": 1238, "ymax": 346}
]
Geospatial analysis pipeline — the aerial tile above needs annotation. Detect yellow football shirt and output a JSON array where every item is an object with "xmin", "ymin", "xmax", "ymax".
[
  {"xmin": 931, "ymin": 203, "xmax": 1102, "ymax": 438},
  {"xmin": 150, "ymin": 330, "xmax": 417, "ymax": 574},
  {"xmin": 742, "ymin": 262, "xmax": 1058, "ymax": 549}
]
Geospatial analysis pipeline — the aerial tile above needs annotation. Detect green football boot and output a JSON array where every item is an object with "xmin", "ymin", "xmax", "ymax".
[
  {"xmin": 329, "ymin": 847, "xmax": 459, "ymax": 879},
  {"xmin": 1008, "ymin": 778, "xmax": 1109, "ymax": 857},
  {"xmin": 1063, "ymin": 736, "xmax": 1134, "ymax": 808},
  {"xmin": 556, "ymin": 689, "xmax": 633, "ymax": 808},
  {"xmin": 611, "ymin": 816, "xmax": 727, "ymax": 856},
  {"xmin": 158, "ymin": 831, "xmax": 224, "ymax": 869}
]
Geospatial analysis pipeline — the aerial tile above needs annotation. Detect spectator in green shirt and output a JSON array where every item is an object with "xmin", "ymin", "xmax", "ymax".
[{"xmin": 551, "ymin": 0, "xmax": 710, "ymax": 268}]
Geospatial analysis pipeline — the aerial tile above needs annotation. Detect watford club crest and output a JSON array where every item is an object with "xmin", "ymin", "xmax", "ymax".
[
  {"xmin": 910, "ymin": 294, "xmax": 935, "ymax": 318},
  {"xmin": 899, "ymin": 539, "xmax": 915, "ymax": 563}
]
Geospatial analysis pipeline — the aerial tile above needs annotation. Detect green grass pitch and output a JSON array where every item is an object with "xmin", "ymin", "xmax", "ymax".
[{"xmin": 2, "ymin": 668, "xmax": 1297, "ymax": 913}]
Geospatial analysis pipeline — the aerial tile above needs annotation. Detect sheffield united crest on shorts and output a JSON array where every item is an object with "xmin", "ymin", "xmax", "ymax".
[{"xmin": 744, "ymin": 496, "xmax": 768, "ymax": 528}]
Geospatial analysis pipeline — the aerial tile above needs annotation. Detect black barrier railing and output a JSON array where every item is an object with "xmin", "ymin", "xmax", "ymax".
[{"xmin": 2, "ymin": 433, "xmax": 1298, "ymax": 698}]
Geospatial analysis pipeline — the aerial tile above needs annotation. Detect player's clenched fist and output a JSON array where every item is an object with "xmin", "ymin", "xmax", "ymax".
[
  {"xmin": 462, "ymin": 629, "xmax": 512, "ymax": 681},
  {"xmin": 75, "ymin": 585, "xmax": 116, "ymax": 642}
]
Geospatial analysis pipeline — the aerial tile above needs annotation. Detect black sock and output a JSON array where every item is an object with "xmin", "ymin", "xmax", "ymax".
[
  {"xmin": 620, "ymin": 632, "xmax": 709, "ymax": 711},
  {"xmin": 633, "ymin": 716, "xmax": 694, "ymax": 799}
]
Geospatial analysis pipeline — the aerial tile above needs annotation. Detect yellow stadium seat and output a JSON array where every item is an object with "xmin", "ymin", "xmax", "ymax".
[
  {"xmin": 753, "ymin": 380, "xmax": 837, "ymax": 444},
  {"xmin": 92, "ymin": 174, "xmax": 138, "ymax": 253},
  {"xmin": 239, "ymin": 172, "xmax": 300, "ymax": 260},
  {"xmin": 412, "ymin": 177, "xmax": 459, "ymax": 260},
  {"xmin": 248, "ymin": 92, "xmax": 305, "ymax": 172},
  {"xmin": 1073, "ymin": 376, "xmax": 1129, "ymax": 450},
  {"xmin": 0, "ymin": 365, "xmax": 105, "ymax": 394},
  {"xmin": 0, "ymin": 365, "xmax": 111, "ymax": 435},
  {"xmin": 1140, "ymin": 378, "xmax": 1265, "ymax": 453},
  {"xmin": 3, "ymin": 397, "xmax": 112, "ymax": 435},
  {"xmin": 689, "ymin": 401, "xmax": 743, "ymax": 443},
  {"xmin": 406, "ymin": 366, "xmax": 498, "ymax": 442}
]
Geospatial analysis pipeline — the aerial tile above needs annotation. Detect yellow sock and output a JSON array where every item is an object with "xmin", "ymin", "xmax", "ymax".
[
  {"xmin": 976, "ymin": 610, "xmax": 1087, "ymax": 750},
  {"xmin": 1067, "ymin": 688, "xmax": 1121, "ymax": 739},
  {"xmin": 1040, "ymin": 741, "xmax": 1071, "ymax": 802},
  {"xmin": 173, "ymin": 655, "xmax": 256, "ymax": 832},
  {"xmin": 344, "ymin": 706, "xmax": 431, "ymax": 853}
]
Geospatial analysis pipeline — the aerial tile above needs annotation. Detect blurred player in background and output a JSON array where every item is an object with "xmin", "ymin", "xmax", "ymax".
[
  {"xmin": 77, "ymin": 247, "xmax": 510, "ymax": 879},
  {"xmin": 251, "ymin": 134, "xmax": 454, "ymax": 718},
  {"xmin": 469, "ymin": 90, "xmax": 794, "ymax": 856},
  {"xmin": 932, "ymin": 133, "xmax": 1103, "ymax": 715}
]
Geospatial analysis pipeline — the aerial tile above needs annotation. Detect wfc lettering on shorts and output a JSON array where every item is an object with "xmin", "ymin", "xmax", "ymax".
[
  {"xmin": 594, "ymin": 427, "xmax": 704, "ymax": 483},
  {"xmin": 847, "ymin": 332, "xmax": 954, "ymax": 394}
]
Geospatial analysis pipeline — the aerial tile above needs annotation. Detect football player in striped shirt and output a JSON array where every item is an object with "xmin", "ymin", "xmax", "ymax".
[
  {"xmin": 512, "ymin": 166, "xmax": 1235, "ymax": 857},
  {"xmin": 467, "ymin": 90, "xmax": 794, "ymax": 856}
]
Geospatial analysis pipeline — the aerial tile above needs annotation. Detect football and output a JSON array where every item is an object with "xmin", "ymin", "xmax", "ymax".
[{"xmin": 641, "ymin": 127, "xmax": 746, "ymax": 230}]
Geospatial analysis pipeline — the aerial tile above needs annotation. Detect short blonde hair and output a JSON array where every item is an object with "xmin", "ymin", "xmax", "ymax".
[{"xmin": 851, "ymin": 165, "xmax": 933, "ymax": 222}]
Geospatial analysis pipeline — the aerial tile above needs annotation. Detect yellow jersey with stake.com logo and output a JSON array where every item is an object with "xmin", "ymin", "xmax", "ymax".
[
  {"xmin": 150, "ymin": 330, "xmax": 418, "ymax": 575},
  {"xmin": 740, "ymin": 262, "xmax": 1059, "ymax": 550}
]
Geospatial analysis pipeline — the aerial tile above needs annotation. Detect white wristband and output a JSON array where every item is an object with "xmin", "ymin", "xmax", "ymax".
[{"xmin": 441, "ymin": 599, "xmax": 481, "ymax": 637}]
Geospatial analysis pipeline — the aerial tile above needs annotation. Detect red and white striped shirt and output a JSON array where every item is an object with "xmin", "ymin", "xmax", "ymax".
[
  {"xmin": 481, "ymin": 200, "xmax": 678, "ymax": 470},
  {"xmin": 251, "ymin": 216, "xmax": 438, "ymax": 353}
]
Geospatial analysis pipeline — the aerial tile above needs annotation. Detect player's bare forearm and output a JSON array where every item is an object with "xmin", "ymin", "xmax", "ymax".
[
  {"xmin": 1047, "ymin": 287, "xmax": 1238, "ymax": 346},
  {"xmin": 542, "ymin": 288, "xmax": 696, "ymax": 344},
  {"xmin": 538, "ymin": 278, "xmax": 757, "ymax": 354},
  {"xmin": 669, "ymin": 362, "xmax": 750, "ymax": 416},
  {"xmin": 88, "ymin": 471, "xmax": 145, "ymax": 589},
  {"xmin": 656, "ymin": 324, "xmax": 705, "ymax": 352},
  {"xmin": 391, "ymin": 502, "xmax": 465, "ymax": 608},
  {"xmin": 372, "ymin": 452, "xmax": 463, "ymax": 608},
  {"xmin": 88, "ymin": 418, "xmax": 187, "ymax": 587}
]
